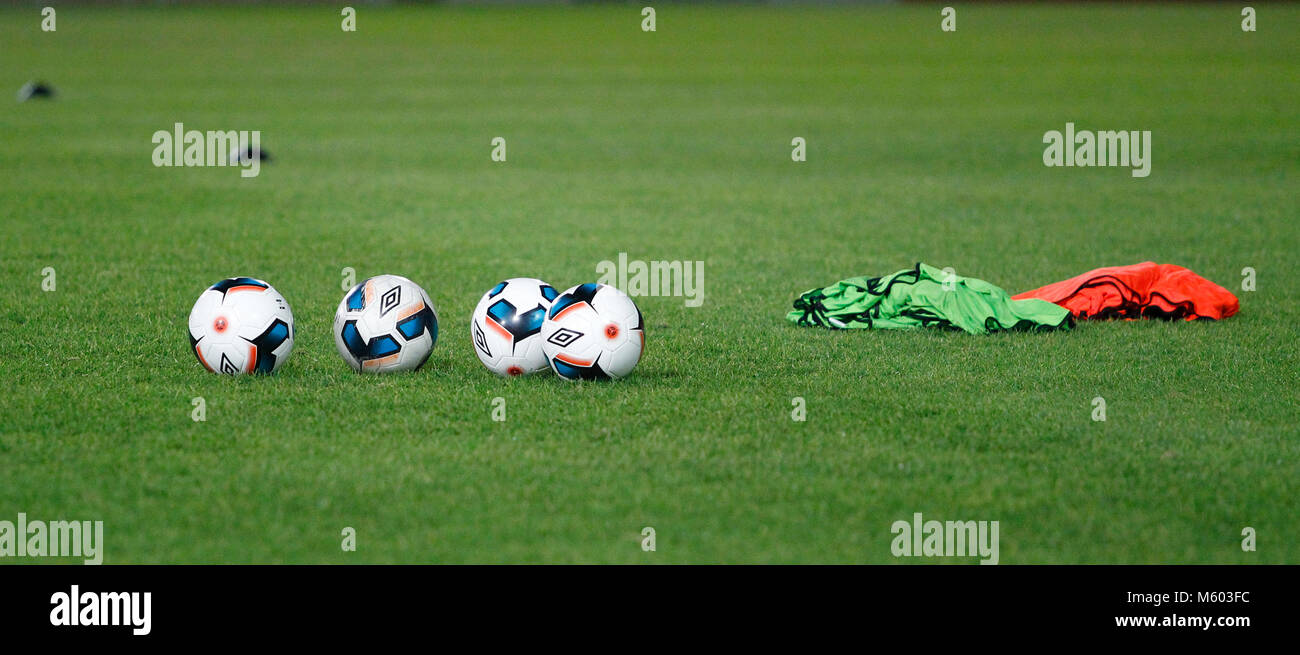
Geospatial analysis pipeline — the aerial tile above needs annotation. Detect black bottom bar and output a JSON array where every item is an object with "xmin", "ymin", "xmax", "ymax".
[{"xmin": 1, "ymin": 565, "xmax": 1289, "ymax": 644}]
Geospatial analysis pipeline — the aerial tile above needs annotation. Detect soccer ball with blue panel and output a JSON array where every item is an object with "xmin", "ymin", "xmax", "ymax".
[
  {"xmin": 333, "ymin": 274, "xmax": 438, "ymax": 373},
  {"xmin": 470, "ymin": 277, "xmax": 559, "ymax": 377},
  {"xmin": 188, "ymin": 277, "xmax": 294, "ymax": 375},
  {"xmin": 540, "ymin": 283, "xmax": 644, "ymax": 381}
]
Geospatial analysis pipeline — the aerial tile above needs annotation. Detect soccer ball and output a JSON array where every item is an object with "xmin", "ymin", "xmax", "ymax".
[
  {"xmin": 470, "ymin": 278, "xmax": 559, "ymax": 377},
  {"xmin": 540, "ymin": 283, "xmax": 644, "ymax": 381},
  {"xmin": 333, "ymin": 274, "xmax": 439, "ymax": 373},
  {"xmin": 188, "ymin": 277, "xmax": 294, "ymax": 375}
]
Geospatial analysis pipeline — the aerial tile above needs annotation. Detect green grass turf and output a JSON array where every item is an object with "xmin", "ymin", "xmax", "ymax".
[{"xmin": 1, "ymin": 4, "xmax": 1297, "ymax": 564}]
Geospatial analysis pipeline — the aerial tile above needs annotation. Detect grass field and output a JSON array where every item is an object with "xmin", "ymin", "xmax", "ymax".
[{"xmin": 1, "ymin": 4, "xmax": 1297, "ymax": 564}]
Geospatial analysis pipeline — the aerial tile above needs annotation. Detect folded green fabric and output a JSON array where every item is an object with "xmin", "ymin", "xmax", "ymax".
[{"xmin": 787, "ymin": 263, "xmax": 1072, "ymax": 334}]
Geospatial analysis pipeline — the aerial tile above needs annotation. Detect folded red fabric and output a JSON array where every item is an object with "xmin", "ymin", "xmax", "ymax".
[{"xmin": 1011, "ymin": 262, "xmax": 1239, "ymax": 321}]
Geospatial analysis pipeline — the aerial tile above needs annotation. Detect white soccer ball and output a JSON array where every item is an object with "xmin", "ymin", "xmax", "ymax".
[
  {"xmin": 333, "ymin": 274, "xmax": 439, "ymax": 373},
  {"xmin": 540, "ymin": 283, "xmax": 644, "ymax": 381},
  {"xmin": 188, "ymin": 277, "xmax": 294, "ymax": 375},
  {"xmin": 470, "ymin": 278, "xmax": 559, "ymax": 377}
]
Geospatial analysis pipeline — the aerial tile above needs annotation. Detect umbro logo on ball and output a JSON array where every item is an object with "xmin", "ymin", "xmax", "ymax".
[
  {"xmin": 546, "ymin": 328, "xmax": 583, "ymax": 348},
  {"xmin": 380, "ymin": 286, "xmax": 402, "ymax": 317}
]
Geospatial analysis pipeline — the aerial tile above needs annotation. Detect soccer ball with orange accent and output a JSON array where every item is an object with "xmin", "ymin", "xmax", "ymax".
[
  {"xmin": 188, "ymin": 277, "xmax": 295, "ymax": 375},
  {"xmin": 539, "ymin": 283, "xmax": 644, "ymax": 381},
  {"xmin": 470, "ymin": 277, "xmax": 560, "ymax": 377},
  {"xmin": 333, "ymin": 274, "xmax": 439, "ymax": 373}
]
